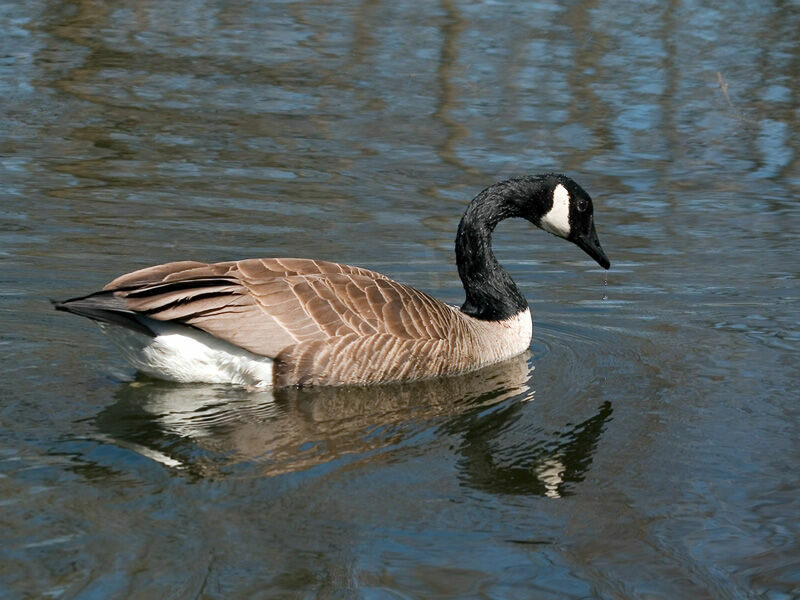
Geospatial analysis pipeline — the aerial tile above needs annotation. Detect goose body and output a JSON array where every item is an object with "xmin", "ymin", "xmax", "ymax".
[{"xmin": 55, "ymin": 174, "xmax": 610, "ymax": 387}]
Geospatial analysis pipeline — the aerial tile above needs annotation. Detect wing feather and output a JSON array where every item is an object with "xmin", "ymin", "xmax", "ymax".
[{"xmin": 103, "ymin": 258, "xmax": 464, "ymax": 371}]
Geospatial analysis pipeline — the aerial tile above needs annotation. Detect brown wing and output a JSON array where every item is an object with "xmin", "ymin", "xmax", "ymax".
[{"xmin": 104, "ymin": 258, "xmax": 466, "ymax": 380}]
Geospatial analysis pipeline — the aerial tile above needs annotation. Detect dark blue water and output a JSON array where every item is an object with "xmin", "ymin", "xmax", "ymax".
[{"xmin": 1, "ymin": 0, "xmax": 798, "ymax": 598}]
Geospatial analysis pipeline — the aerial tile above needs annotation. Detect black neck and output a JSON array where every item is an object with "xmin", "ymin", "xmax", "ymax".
[{"xmin": 456, "ymin": 179, "xmax": 545, "ymax": 321}]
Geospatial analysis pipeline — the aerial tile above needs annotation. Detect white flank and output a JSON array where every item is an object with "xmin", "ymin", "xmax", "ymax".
[
  {"xmin": 540, "ymin": 183, "xmax": 571, "ymax": 237},
  {"xmin": 97, "ymin": 320, "xmax": 273, "ymax": 387}
]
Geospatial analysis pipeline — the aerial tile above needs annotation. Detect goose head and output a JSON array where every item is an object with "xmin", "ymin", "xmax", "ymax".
[
  {"xmin": 532, "ymin": 174, "xmax": 610, "ymax": 270},
  {"xmin": 456, "ymin": 174, "xmax": 611, "ymax": 322}
]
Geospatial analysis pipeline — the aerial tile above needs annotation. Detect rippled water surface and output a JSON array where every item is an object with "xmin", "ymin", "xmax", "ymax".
[{"xmin": 2, "ymin": 1, "xmax": 799, "ymax": 598}]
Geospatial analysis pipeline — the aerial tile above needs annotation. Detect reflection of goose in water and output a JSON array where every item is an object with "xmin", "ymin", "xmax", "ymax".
[
  {"xmin": 93, "ymin": 353, "xmax": 533, "ymax": 478},
  {"xmin": 449, "ymin": 400, "xmax": 613, "ymax": 498},
  {"xmin": 92, "ymin": 354, "xmax": 613, "ymax": 497}
]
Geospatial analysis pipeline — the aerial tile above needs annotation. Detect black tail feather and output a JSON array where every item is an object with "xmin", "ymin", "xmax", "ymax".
[{"xmin": 52, "ymin": 292, "xmax": 156, "ymax": 337}]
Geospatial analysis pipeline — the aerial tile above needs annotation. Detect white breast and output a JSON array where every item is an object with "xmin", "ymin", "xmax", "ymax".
[
  {"xmin": 497, "ymin": 307, "xmax": 533, "ymax": 358},
  {"xmin": 465, "ymin": 307, "xmax": 533, "ymax": 366}
]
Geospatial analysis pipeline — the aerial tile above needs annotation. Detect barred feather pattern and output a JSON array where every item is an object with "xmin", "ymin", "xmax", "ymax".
[{"xmin": 104, "ymin": 258, "xmax": 532, "ymax": 387}]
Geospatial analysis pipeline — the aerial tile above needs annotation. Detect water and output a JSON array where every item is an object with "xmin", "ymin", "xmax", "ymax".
[{"xmin": 1, "ymin": 0, "xmax": 798, "ymax": 598}]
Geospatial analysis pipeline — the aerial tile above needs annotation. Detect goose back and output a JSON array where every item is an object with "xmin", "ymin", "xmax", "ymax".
[{"xmin": 103, "ymin": 258, "xmax": 531, "ymax": 386}]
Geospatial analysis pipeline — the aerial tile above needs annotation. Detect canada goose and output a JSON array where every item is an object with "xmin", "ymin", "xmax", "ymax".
[{"xmin": 54, "ymin": 174, "xmax": 610, "ymax": 387}]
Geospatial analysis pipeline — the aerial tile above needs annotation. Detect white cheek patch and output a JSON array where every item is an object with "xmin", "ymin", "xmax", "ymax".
[{"xmin": 540, "ymin": 183, "xmax": 571, "ymax": 237}]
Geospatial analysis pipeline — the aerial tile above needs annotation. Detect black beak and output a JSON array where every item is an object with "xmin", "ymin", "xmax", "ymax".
[{"xmin": 574, "ymin": 221, "xmax": 610, "ymax": 269}]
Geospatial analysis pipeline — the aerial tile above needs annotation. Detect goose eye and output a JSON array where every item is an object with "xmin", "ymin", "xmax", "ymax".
[{"xmin": 576, "ymin": 198, "xmax": 589, "ymax": 212}]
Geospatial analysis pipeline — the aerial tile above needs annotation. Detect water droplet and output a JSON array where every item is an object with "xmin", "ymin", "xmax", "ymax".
[{"xmin": 602, "ymin": 272, "xmax": 608, "ymax": 301}]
